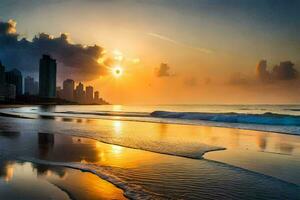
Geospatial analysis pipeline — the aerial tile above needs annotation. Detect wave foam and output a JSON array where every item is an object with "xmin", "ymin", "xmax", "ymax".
[
  {"xmin": 151, "ymin": 111, "xmax": 300, "ymax": 126},
  {"xmin": 19, "ymin": 157, "xmax": 166, "ymax": 200}
]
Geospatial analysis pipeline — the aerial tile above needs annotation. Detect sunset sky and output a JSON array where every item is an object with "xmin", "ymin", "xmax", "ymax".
[{"xmin": 0, "ymin": 0, "xmax": 299, "ymax": 104}]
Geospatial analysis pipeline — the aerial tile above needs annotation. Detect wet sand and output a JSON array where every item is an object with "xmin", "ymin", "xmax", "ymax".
[
  {"xmin": 0, "ymin": 132, "xmax": 127, "ymax": 200},
  {"xmin": 42, "ymin": 116, "xmax": 300, "ymax": 185},
  {"xmin": 0, "ymin": 160, "xmax": 126, "ymax": 200},
  {"xmin": 0, "ymin": 129, "xmax": 299, "ymax": 199},
  {"xmin": 0, "ymin": 109, "xmax": 299, "ymax": 199}
]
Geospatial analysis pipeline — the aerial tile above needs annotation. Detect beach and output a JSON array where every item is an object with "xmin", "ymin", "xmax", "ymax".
[{"xmin": 0, "ymin": 105, "xmax": 299, "ymax": 199}]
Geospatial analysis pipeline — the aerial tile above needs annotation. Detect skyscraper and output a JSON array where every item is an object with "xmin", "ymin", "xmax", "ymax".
[
  {"xmin": 39, "ymin": 55, "xmax": 57, "ymax": 98},
  {"xmin": 86, "ymin": 86, "xmax": 93, "ymax": 104},
  {"xmin": 0, "ymin": 62, "xmax": 16, "ymax": 101},
  {"xmin": 63, "ymin": 79, "xmax": 75, "ymax": 102},
  {"xmin": 5, "ymin": 68, "xmax": 23, "ymax": 96},
  {"xmin": 74, "ymin": 82, "xmax": 85, "ymax": 103},
  {"xmin": 56, "ymin": 86, "xmax": 63, "ymax": 99},
  {"xmin": 94, "ymin": 91, "xmax": 99, "ymax": 103},
  {"xmin": 0, "ymin": 61, "xmax": 5, "ymax": 84},
  {"xmin": 33, "ymin": 81, "xmax": 39, "ymax": 95},
  {"xmin": 24, "ymin": 76, "xmax": 35, "ymax": 95},
  {"xmin": 0, "ymin": 84, "xmax": 16, "ymax": 101}
]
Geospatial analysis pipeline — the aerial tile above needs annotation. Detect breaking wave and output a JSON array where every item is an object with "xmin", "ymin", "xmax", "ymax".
[
  {"xmin": 19, "ymin": 157, "xmax": 165, "ymax": 200},
  {"xmin": 150, "ymin": 111, "xmax": 300, "ymax": 126}
]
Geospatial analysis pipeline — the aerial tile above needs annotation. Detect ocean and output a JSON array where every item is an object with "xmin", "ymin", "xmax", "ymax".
[
  {"xmin": 3, "ymin": 104, "xmax": 300, "ymax": 134},
  {"xmin": 0, "ymin": 104, "xmax": 299, "ymax": 199}
]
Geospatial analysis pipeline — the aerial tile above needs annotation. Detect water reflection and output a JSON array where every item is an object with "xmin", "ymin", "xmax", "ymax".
[
  {"xmin": 0, "ymin": 131, "xmax": 161, "ymax": 169},
  {"xmin": 257, "ymin": 135, "xmax": 268, "ymax": 151},
  {"xmin": 0, "ymin": 131, "xmax": 20, "ymax": 139},
  {"xmin": 276, "ymin": 143, "xmax": 294, "ymax": 154},
  {"xmin": 0, "ymin": 161, "xmax": 70, "ymax": 200},
  {"xmin": 83, "ymin": 119, "xmax": 300, "ymax": 156},
  {"xmin": 0, "ymin": 160, "xmax": 14, "ymax": 182},
  {"xmin": 40, "ymin": 115, "xmax": 56, "ymax": 120},
  {"xmin": 76, "ymin": 118, "xmax": 83, "ymax": 123},
  {"xmin": 61, "ymin": 117, "xmax": 74, "ymax": 122},
  {"xmin": 0, "ymin": 161, "xmax": 126, "ymax": 200},
  {"xmin": 113, "ymin": 121, "xmax": 122, "ymax": 135},
  {"xmin": 0, "ymin": 114, "xmax": 300, "ymax": 189},
  {"xmin": 112, "ymin": 105, "xmax": 122, "ymax": 112},
  {"xmin": 0, "ymin": 160, "xmax": 66, "ymax": 179},
  {"xmin": 38, "ymin": 105, "xmax": 56, "ymax": 112}
]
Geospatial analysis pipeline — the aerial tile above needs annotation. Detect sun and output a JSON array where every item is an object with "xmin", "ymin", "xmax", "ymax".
[{"xmin": 112, "ymin": 66, "xmax": 123, "ymax": 78}]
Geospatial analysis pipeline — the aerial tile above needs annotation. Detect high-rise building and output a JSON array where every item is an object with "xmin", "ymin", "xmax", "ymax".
[
  {"xmin": 94, "ymin": 91, "xmax": 99, "ymax": 101},
  {"xmin": 0, "ymin": 61, "xmax": 5, "ymax": 84},
  {"xmin": 86, "ymin": 86, "xmax": 93, "ymax": 104},
  {"xmin": 56, "ymin": 86, "xmax": 63, "ymax": 99},
  {"xmin": 33, "ymin": 81, "xmax": 39, "ymax": 95},
  {"xmin": 0, "ymin": 62, "xmax": 16, "ymax": 101},
  {"xmin": 0, "ymin": 84, "xmax": 16, "ymax": 101},
  {"xmin": 5, "ymin": 68, "xmax": 23, "ymax": 96},
  {"xmin": 74, "ymin": 82, "xmax": 85, "ymax": 103},
  {"xmin": 24, "ymin": 76, "xmax": 36, "ymax": 95},
  {"xmin": 63, "ymin": 79, "xmax": 75, "ymax": 102},
  {"xmin": 39, "ymin": 55, "xmax": 57, "ymax": 98}
]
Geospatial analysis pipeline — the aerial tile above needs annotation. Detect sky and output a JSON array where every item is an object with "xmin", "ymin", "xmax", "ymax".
[{"xmin": 0, "ymin": 0, "xmax": 299, "ymax": 104}]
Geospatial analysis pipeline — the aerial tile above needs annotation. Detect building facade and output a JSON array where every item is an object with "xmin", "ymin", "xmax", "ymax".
[
  {"xmin": 39, "ymin": 55, "xmax": 57, "ymax": 98},
  {"xmin": 63, "ymin": 79, "xmax": 75, "ymax": 102},
  {"xmin": 24, "ymin": 76, "xmax": 38, "ymax": 95},
  {"xmin": 94, "ymin": 91, "xmax": 99, "ymax": 102},
  {"xmin": 5, "ymin": 68, "xmax": 23, "ymax": 96},
  {"xmin": 86, "ymin": 86, "xmax": 94, "ymax": 104},
  {"xmin": 74, "ymin": 82, "xmax": 85, "ymax": 103},
  {"xmin": 0, "ymin": 61, "xmax": 5, "ymax": 84}
]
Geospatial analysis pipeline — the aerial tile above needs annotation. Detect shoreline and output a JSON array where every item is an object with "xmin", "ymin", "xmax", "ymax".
[
  {"xmin": 1, "ymin": 105, "xmax": 299, "ymax": 137},
  {"xmin": 0, "ymin": 158, "xmax": 127, "ymax": 200},
  {"xmin": 0, "ymin": 115, "xmax": 299, "ymax": 198}
]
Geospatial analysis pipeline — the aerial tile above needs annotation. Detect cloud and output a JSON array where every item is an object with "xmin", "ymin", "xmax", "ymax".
[
  {"xmin": 156, "ymin": 63, "xmax": 170, "ymax": 77},
  {"xmin": 0, "ymin": 19, "xmax": 107, "ymax": 81},
  {"xmin": 227, "ymin": 59, "xmax": 300, "ymax": 100},
  {"xmin": 256, "ymin": 59, "xmax": 298, "ymax": 82},
  {"xmin": 256, "ymin": 59, "xmax": 270, "ymax": 81},
  {"xmin": 272, "ymin": 61, "xmax": 298, "ymax": 80},
  {"xmin": 147, "ymin": 32, "xmax": 213, "ymax": 54},
  {"xmin": 156, "ymin": 63, "xmax": 173, "ymax": 77},
  {"xmin": 0, "ymin": 19, "xmax": 16, "ymax": 34}
]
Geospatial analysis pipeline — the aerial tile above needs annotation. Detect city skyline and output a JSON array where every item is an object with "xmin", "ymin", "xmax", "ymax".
[
  {"xmin": 0, "ymin": 0, "xmax": 300, "ymax": 104},
  {"xmin": 0, "ymin": 1, "xmax": 299, "ymax": 200},
  {"xmin": 0, "ymin": 54, "xmax": 106, "ymax": 104}
]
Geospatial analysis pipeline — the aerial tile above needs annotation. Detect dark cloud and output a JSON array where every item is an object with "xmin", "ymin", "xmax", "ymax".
[
  {"xmin": 256, "ymin": 59, "xmax": 298, "ymax": 82},
  {"xmin": 227, "ymin": 60, "xmax": 300, "ymax": 98},
  {"xmin": 272, "ymin": 61, "xmax": 298, "ymax": 80},
  {"xmin": 156, "ymin": 63, "xmax": 173, "ymax": 77},
  {"xmin": 0, "ymin": 19, "xmax": 107, "ymax": 81},
  {"xmin": 256, "ymin": 60, "xmax": 270, "ymax": 81}
]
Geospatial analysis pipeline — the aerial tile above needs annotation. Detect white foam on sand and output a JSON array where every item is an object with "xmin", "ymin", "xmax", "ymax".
[
  {"xmin": 18, "ymin": 157, "xmax": 166, "ymax": 200},
  {"xmin": 98, "ymin": 138, "xmax": 226, "ymax": 159}
]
